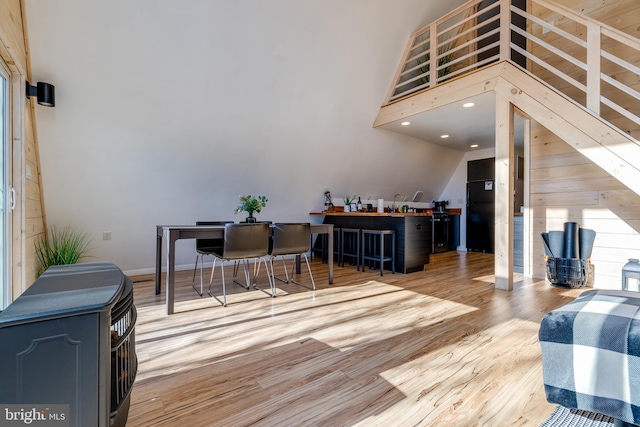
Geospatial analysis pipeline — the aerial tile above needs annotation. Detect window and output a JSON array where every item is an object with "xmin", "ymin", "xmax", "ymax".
[{"xmin": 0, "ymin": 59, "xmax": 12, "ymax": 309}]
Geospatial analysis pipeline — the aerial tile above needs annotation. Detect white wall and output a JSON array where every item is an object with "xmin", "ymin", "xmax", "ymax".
[{"xmin": 25, "ymin": 0, "xmax": 469, "ymax": 274}]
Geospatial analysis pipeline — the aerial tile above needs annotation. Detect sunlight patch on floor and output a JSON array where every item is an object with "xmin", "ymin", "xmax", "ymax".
[{"xmin": 371, "ymin": 317, "xmax": 544, "ymax": 425}]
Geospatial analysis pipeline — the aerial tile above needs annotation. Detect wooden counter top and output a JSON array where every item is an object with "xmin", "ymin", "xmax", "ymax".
[
  {"xmin": 310, "ymin": 212, "xmax": 431, "ymax": 217},
  {"xmin": 310, "ymin": 208, "xmax": 462, "ymax": 217}
]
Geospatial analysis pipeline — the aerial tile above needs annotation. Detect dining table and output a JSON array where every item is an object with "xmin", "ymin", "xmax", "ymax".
[{"xmin": 155, "ymin": 223, "xmax": 334, "ymax": 314}]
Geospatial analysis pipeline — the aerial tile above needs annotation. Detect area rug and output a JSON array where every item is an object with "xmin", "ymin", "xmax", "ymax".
[{"xmin": 540, "ymin": 406, "xmax": 613, "ymax": 427}]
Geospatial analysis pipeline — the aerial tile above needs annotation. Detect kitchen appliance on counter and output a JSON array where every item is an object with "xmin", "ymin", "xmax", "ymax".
[
  {"xmin": 432, "ymin": 200, "xmax": 448, "ymax": 213},
  {"xmin": 431, "ymin": 200, "xmax": 450, "ymax": 253}
]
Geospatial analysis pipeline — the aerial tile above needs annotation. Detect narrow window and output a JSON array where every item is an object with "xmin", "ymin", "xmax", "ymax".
[{"xmin": 0, "ymin": 59, "xmax": 12, "ymax": 309}]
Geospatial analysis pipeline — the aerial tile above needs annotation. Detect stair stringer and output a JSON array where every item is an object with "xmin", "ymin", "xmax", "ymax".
[{"xmin": 374, "ymin": 61, "xmax": 640, "ymax": 197}]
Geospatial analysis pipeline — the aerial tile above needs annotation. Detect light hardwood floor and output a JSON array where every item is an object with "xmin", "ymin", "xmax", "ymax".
[{"xmin": 127, "ymin": 251, "xmax": 586, "ymax": 426}]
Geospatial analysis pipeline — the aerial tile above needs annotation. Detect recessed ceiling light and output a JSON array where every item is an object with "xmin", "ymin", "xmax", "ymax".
[
  {"xmin": 470, "ymin": 144, "xmax": 479, "ymax": 148},
  {"xmin": 401, "ymin": 121, "xmax": 411, "ymax": 126},
  {"xmin": 463, "ymin": 102, "xmax": 475, "ymax": 108},
  {"xmin": 441, "ymin": 134, "xmax": 449, "ymax": 139}
]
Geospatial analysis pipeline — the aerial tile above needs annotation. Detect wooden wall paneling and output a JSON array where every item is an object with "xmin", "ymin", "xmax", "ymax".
[
  {"xmin": 0, "ymin": 1, "xmax": 26, "ymax": 74},
  {"xmin": 530, "ymin": 177, "xmax": 623, "ymax": 193},
  {"xmin": 598, "ymin": 190, "xmax": 640, "ymax": 207},
  {"xmin": 20, "ymin": 0, "xmax": 46, "ymax": 287},
  {"xmin": 530, "ymin": 163, "xmax": 609, "ymax": 181},
  {"xmin": 0, "ymin": 0, "xmax": 49, "ymax": 293},
  {"xmin": 530, "ymin": 151, "xmax": 594, "ymax": 169},
  {"xmin": 496, "ymin": 66, "xmax": 640, "ymax": 196},
  {"xmin": 25, "ymin": 216, "xmax": 43, "ymax": 238},
  {"xmin": 578, "ymin": 218, "xmax": 637, "ymax": 235},
  {"xmin": 528, "ymin": 0, "xmax": 640, "ymax": 285},
  {"xmin": 529, "ymin": 190, "xmax": 599, "ymax": 206}
]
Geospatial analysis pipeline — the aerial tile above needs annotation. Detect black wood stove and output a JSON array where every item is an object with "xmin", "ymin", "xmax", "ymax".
[{"xmin": 0, "ymin": 262, "xmax": 137, "ymax": 427}]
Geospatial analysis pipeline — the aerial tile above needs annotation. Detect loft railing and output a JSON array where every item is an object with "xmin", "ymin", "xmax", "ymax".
[{"xmin": 384, "ymin": 0, "xmax": 640, "ymax": 134}]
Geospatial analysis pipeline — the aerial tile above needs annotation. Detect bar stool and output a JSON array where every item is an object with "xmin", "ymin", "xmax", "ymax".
[
  {"xmin": 361, "ymin": 229, "xmax": 395, "ymax": 276},
  {"xmin": 340, "ymin": 228, "xmax": 360, "ymax": 270},
  {"xmin": 313, "ymin": 227, "xmax": 341, "ymax": 263}
]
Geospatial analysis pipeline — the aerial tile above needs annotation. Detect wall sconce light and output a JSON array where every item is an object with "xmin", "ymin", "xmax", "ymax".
[
  {"xmin": 622, "ymin": 258, "xmax": 640, "ymax": 291},
  {"xmin": 26, "ymin": 81, "xmax": 55, "ymax": 107}
]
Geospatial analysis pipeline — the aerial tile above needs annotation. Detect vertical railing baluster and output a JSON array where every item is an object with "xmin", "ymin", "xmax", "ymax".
[
  {"xmin": 430, "ymin": 22, "xmax": 437, "ymax": 87},
  {"xmin": 586, "ymin": 21, "xmax": 601, "ymax": 115},
  {"xmin": 499, "ymin": 0, "xmax": 510, "ymax": 61}
]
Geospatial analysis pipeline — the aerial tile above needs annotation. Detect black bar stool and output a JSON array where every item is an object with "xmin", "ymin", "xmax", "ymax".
[
  {"xmin": 314, "ymin": 227, "xmax": 341, "ymax": 263},
  {"xmin": 361, "ymin": 229, "xmax": 395, "ymax": 276},
  {"xmin": 340, "ymin": 228, "xmax": 360, "ymax": 270}
]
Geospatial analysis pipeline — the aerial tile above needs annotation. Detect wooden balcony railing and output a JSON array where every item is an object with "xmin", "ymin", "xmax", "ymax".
[{"xmin": 384, "ymin": 0, "xmax": 640, "ymax": 136}]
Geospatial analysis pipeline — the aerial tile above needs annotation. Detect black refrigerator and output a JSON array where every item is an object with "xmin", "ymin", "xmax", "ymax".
[{"xmin": 467, "ymin": 158, "xmax": 495, "ymax": 253}]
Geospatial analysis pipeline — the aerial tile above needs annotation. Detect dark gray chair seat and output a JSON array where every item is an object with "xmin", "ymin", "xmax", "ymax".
[
  {"xmin": 208, "ymin": 223, "xmax": 274, "ymax": 306},
  {"xmin": 191, "ymin": 221, "xmax": 233, "ymax": 296},
  {"xmin": 269, "ymin": 223, "xmax": 315, "ymax": 290}
]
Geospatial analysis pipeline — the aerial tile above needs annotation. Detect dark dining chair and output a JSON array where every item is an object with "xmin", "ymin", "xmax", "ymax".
[
  {"xmin": 269, "ymin": 223, "xmax": 315, "ymax": 290},
  {"xmin": 208, "ymin": 223, "xmax": 274, "ymax": 306},
  {"xmin": 191, "ymin": 221, "xmax": 233, "ymax": 296}
]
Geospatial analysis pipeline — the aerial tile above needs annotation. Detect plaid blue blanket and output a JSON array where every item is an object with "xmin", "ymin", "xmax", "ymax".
[{"xmin": 539, "ymin": 290, "xmax": 640, "ymax": 424}]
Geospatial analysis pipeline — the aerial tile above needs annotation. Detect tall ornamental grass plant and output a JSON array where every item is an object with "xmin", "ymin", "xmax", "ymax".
[{"xmin": 35, "ymin": 226, "xmax": 92, "ymax": 276}]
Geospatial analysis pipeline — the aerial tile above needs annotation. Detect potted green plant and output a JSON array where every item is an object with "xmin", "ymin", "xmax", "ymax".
[
  {"xmin": 234, "ymin": 195, "xmax": 268, "ymax": 222},
  {"xmin": 34, "ymin": 226, "xmax": 92, "ymax": 276},
  {"xmin": 343, "ymin": 196, "xmax": 353, "ymax": 212}
]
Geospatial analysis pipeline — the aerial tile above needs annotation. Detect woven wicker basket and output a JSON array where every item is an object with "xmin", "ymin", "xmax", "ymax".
[{"xmin": 545, "ymin": 257, "xmax": 594, "ymax": 288}]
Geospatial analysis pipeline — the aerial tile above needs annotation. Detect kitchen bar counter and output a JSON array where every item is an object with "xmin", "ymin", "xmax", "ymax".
[
  {"xmin": 309, "ymin": 208, "xmax": 461, "ymax": 217},
  {"xmin": 311, "ymin": 212, "xmax": 441, "ymax": 273}
]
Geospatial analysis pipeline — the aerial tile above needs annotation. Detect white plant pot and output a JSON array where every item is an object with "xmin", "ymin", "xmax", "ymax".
[{"xmin": 344, "ymin": 205, "xmax": 350, "ymax": 212}]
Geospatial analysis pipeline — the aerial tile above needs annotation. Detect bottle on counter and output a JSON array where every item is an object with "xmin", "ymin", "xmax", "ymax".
[{"xmin": 356, "ymin": 197, "xmax": 362, "ymax": 212}]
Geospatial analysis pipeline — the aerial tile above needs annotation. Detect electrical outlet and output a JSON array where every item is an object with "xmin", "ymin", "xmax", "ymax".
[{"xmin": 103, "ymin": 231, "xmax": 112, "ymax": 241}]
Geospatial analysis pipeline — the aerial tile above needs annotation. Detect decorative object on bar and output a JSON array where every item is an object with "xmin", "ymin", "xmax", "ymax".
[
  {"xmin": 343, "ymin": 196, "xmax": 353, "ymax": 213},
  {"xmin": 541, "ymin": 222, "xmax": 595, "ymax": 288},
  {"xmin": 622, "ymin": 259, "xmax": 640, "ymax": 292},
  {"xmin": 25, "ymin": 80, "xmax": 55, "ymax": 106},
  {"xmin": 323, "ymin": 190, "xmax": 334, "ymax": 212},
  {"xmin": 234, "ymin": 194, "xmax": 267, "ymax": 223}
]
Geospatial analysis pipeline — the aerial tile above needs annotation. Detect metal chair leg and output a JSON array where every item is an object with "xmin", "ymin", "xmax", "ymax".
[
  {"xmin": 289, "ymin": 253, "xmax": 316, "ymax": 290},
  {"xmin": 208, "ymin": 258, "xmax": 226, "ymax": 306},
  {"xmin": 191, "ymin": 254, "xmax": 203, "ymax": 296},
  {"xmin": 253, "ymin": 257, "xmax": 276, "ymax": 297},
  {"xmin": 270, "ymin": 256, "xmax": 291, "ymax": 284}
]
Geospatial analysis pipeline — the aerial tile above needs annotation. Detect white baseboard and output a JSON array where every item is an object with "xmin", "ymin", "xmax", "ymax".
[{"xmin": 124, "ymin": 253, "xmax": 311, "ymax": 278}]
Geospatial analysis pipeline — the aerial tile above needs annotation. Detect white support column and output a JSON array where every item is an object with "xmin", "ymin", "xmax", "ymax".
[
  {"xmin": 495, "ymin": 94, "xmax": 514, "ymax": 290},
  {"xmin": 522, "ymin": 116, "xmax": 532, "ymax": 278}
]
